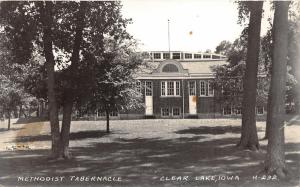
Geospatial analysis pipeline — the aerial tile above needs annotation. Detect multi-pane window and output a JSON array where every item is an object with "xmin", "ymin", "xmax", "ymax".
[
  {"xmin": 208, "ymin": 81, "xmax": 214, "ymax": 96},
  {"xmin": 161, "ymin": 81, "xmax": 180, "ymax": 96},
  {"xmin": 200, "ymin": 81, "xmax": 206, "ymax": 96},
  {"xmin": 161, "ymin": 81, "xmax": 165, "ymax": 96},
  {"xmin": 172, "ymin": 108, "xmax": 180, "ymax": 116},
  {"xmin": 189, "ymin": 81, "xmax": 196, "ymax": 96},
  {"xmin": 175, "ymin": 81, "xmax": 180, "ymax": 95},
  {"xmin": 199, "ymin": 80, "xmax": 213, "ymax": 97},
  {"xmin": 167, "ymin": 82, "xmax": 174, "ymax": 95},
  {"xmin": 172, "ymin": 53, "xmax": 180, "ymax": 59},
  {"xmin": 184, "ymin": 53, "xmax": 192, "ymax": 59},
  {"xmin": 212, "ymin": 55, "xmax": 221, "ymax": 59},
  {"xmin": 145, "ymin": 81, "xmax": 152, "ymax": 96},
  {"xmin": 203, "ymin": 54, "xmax": 211, "ymax": 59},
  {"xmin": 136, "ymin": 81, "xmax": 141, "ymax": 93},
  {"xmin": 161, "ymin": 108, "xmax": 170, "ymax": 116},
  {"xmin": 153, "ymin": 53, "xmax": 161, "ymax": 59},
  {"xmin": 256, "ymin": 106, "xmax": 264, "ymax": 115},
  {"xmin": 163, "ymin": 53, "xmax": 170, "ymax": 59},
  {"xmin": 194, "ymin": 54, "xmax": 202, "ymax": 59}
]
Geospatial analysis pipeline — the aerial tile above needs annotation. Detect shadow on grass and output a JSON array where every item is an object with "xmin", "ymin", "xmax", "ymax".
[
  {"xmin": 175, "ymin": 126, "xmax": 242, "ymax": 135},
  {"xmin": 0, "ymin": 127, "xmax": 299, "ymax": 187},
  {"xmin": 14, "ymin": 130, "xmax": 108, "ymax": 143},
  {"xmin": 0, "ymin": 128, "xmax": 24, "ymax": 132},
  {"xmin": 14, "ymin": 117, "xmax": 48, "ymax": 124}
]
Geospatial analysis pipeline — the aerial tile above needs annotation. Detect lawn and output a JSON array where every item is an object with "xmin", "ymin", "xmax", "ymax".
[{"xmin": 0, "ymin": 117, "xmax": 299, "ymax": 187}]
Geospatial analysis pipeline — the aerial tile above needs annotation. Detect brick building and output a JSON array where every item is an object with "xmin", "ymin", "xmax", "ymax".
[
  {"xmin": 119, "ymin": 51, "xmax": 233, "ymax": 119},
  {"xmin": 83, "ymin": 51, "xmax": 266, "ymax": 120}
]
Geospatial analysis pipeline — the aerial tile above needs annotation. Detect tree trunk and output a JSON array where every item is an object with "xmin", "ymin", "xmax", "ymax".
[
  {"xmin": 265, "ymin": 1, "xmax": 290, "ymax": 178},
  {"xmin": 57, "ymin": 1, "xmax": 87, "ymax": 159},
  {"xmin": 40, "ymin": 1, "xmax": 61, "ymax": 158},
  {"xmin": 60, "ymin": 96, "xmax": 73, "ymax": 159},
  {"xmin": 237, "ymin": 1, "xmax": 263, "ymax": 151},
  {"xmin": 7, "ymin": 109, "xmax": 10, "ymax": 130},
  {"xmin": 264, "ymin": 89, "xmax": 272, "ymax": 139},
  {"xmin": 106, "ymin": 109, "xmax": 110, "ymax": 133}
]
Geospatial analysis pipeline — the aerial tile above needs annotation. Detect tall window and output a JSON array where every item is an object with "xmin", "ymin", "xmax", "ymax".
[
  {"xmin": 172, "ymin": 108, "xmax": 180, "ymax": 116},
  {"xmin": 136, "ymin": 81, "xmax": 141, "ymax": 93},
  {"xmin": 161, "ymin": 81, "xmax": 180, "ymax": 96},
  {"xmin": 175, "ymin": 81, "xmax": 180, "ymax": 95},
  {"xmin": 199, "ymin": 80, "xmax": 213, "ymax": 97},
  {"xmin": 189, "ymin": 81, "xmax": 196, "ymax": 96},
  {"xmin": 200, "ymin": 81, "xmax": 206, "ymax": 96},
  {"xmin": 167, "ymin": 82, "xmax": 174, "ymax": 95},
  {"xmin": 145, "ymin": 81, "xmax": 152, "ymax": 96},
  {"xmin": 208, "ymin": 81, "xmax": 214, "ymax": 96},
  {"xmin": 161, "ymin": 81, "xmax": 165, "ymax": 96}
]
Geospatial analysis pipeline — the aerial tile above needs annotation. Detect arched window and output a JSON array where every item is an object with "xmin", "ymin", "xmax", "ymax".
[{"xmin": 162, "ymin": 64, "xmax": 178, "ymax": 72}]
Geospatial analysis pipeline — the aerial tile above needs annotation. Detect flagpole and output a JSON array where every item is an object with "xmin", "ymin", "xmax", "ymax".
[{"xmin": 168, "ymin": 19, "xmax": 170, "ymax": 58}]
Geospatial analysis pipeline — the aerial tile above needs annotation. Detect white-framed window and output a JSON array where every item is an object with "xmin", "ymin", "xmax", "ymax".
[
  {"xmin": 200, "ymin": 81, "xmax": 206, "ymax": 96},
  {"xmin": 163, "ymin": 53, "xmax": 170, "ymax": 59},
  {"xmin": 145, "ymin": 81, "xmax": 152, "ymax": 96},
  {"xmin": 161, "ymin": 107, "xmax": 170, "ymax": 117},
  {"xmin": 194, "ymin": 54, "xmax": 201, "ymax": 59},
  {"xmin": 161, "ymin": 81, "xmax": 180, "ymax": 96},
  {"xmin": 203, "ymin": 54, "xmax": 211, "ymax": 59},
  {"xmin": 199, "ymin": 80, "xmax": 214, "ymax": 97},
  {"xmin": 153, "ymin": 53, "xmax": 161, "ymax": 59},
  {"xmin": 223, "ymin": 106, "xmax": 232, "ymax": 115},
  {"xmin": 256, "ymin": 106, "xmax": 264, "ymax": 115},
  {"xmin": 167, "ymin": 82, "xmax": 174, "ymax": 95},
  {"xmin": 208, "ymin": 81, "xmax": 214, "ymax": 96},
  {"xmin": 175, "ymin": 81, "xmax": 180, "ymax": 95},
  {"xmin": 172, "ymin": 107, "xmax": 180, "ymax": 116},
  {"xmin": 161, "ymin": 81, "xmax": 165, "ymax": 96},
  {"xmin": 172, "ymin": 53, "xmax": 180, "ymax": 59},
  {"xmin": 189, "ymin": 81, "xmax": 196, "ymax": 96},
  {"xmin": 185, "ymin": 53, "xmax": 192, "ymax": 59}
]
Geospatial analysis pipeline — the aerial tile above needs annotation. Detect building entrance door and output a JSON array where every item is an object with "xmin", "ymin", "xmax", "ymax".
[
  {"xmin": 145, "ymin": 81, "xmax": 153, "ymax": 115},
  {"xmin": 188, "ymin": 81, "xmax": 197, "ymax": 115}
]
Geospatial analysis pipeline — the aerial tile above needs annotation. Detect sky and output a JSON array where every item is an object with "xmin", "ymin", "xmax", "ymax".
[{"xmin": 121, "ymin": 0, "xmax": 273, "ymax": 52}]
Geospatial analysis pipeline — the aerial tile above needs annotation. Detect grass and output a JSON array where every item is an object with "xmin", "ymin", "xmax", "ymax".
[{"xmin": 0, "ymin": 118, "xmax": 299, "ymax": 187}]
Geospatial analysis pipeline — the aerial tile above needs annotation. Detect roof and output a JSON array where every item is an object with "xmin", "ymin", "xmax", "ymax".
[{"xmin": 136, "ymin": 59, "xmax": 227, "ymax": 79}]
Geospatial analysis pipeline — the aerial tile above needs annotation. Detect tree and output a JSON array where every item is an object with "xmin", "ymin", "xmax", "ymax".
[
  {"xmin": 262, "ymin": 2, "xmax": 299, "ymax": 139},
  {"xmin": 90, "ymin": 39, "xmax": 143, "ymax": 133},
  {"xmin": 264, "ymin": 1, "xmax": 290, "ymax": 178},
  {"xmin": 0, "ymin": 76, "xmax": 22, "ymax": 130},
  {"xmin": 0, "ymin": 1, "xmax": 134, "ymax": 159},
  {"xmin": 212, "ymin": 36, "xmax": 269, "ymax": 119},
  {"xmin": 215, "ymin": 40, "xmax": 232, "ymax": 56},
  {"xmin": 237, "ymin": 1, "xmax": 263, "ymax": 151}
]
